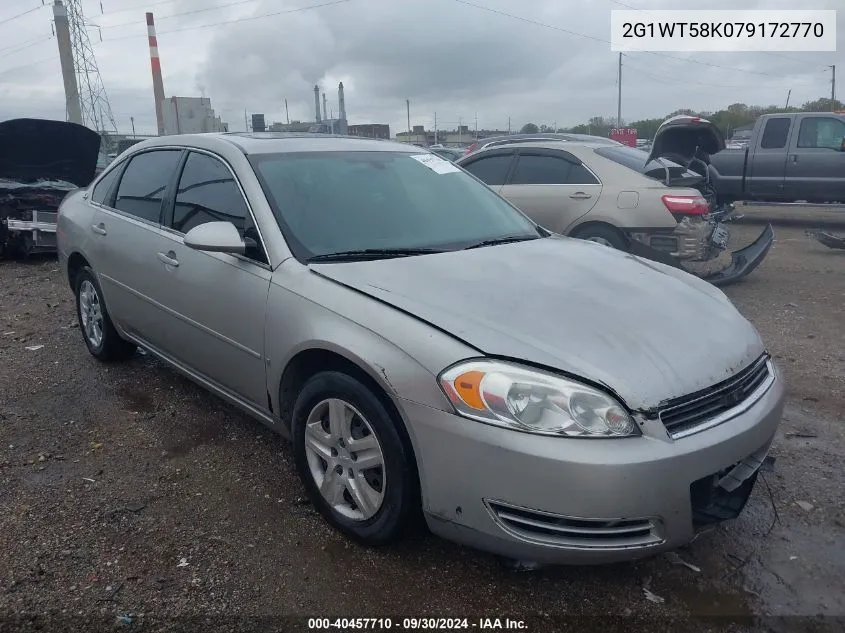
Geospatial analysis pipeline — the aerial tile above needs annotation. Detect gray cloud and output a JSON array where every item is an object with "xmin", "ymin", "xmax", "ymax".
[{"xmin": 0, "ymin": 0, "xmax": 841, "ymax": 135}]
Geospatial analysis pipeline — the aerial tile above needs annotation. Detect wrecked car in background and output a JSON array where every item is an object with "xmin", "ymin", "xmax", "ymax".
[
  {"xmin": 638, "ymin": 115, "xmax": 774, "ymax": 285},
  {"xmin": 0, "ymin": 118, "xmax": 101, "ymax": 258}
]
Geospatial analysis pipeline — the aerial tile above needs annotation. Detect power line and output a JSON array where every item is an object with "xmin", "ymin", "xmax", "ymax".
[
  {"xmin": 623, "ymin": 61, "xmax": 822, "ymax": 90},
  {"xmin": 0, "ymin": 36, "xmax": 51, "ymax": 60},
  {"xmin": 0, "ymin": 56, "xmax": 57, "ymax": 79},
  {"xmin": 97, "ymin": 0, "xmax": 182, "ymax": 18},
  {"xmin": 0, "ymin": 4, "xmax": 44, "ymax": 27},
  {"xmin": 98, "ymin": 0, "xmax": 266, "ymax": 29},
  {"xmin": 99, "ymin": 0, "xmax": 351, "ymax": 42},
  {"xmin": 0, "ymin": 35, "xmax": 50, "ymax": 55}
]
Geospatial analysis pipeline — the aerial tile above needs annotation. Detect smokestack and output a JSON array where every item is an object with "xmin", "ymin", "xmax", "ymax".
[
  {"xmin": 322, "ymin": 93, "xmax": 327, "ymax": 122},
  {"xmin": 53, "ymin": 1, "xmax": 82, "ymax": 125},
  {"xmin": 313, "ymin": 85, "xmax": 321, "ymax": 123},
  {"xmin": 338, "ymin": 82, "xmax": 346, "ymax": 120},
  {"xmin": 146, "ymin": 12, "xmax": 166, "ymax": 135}
]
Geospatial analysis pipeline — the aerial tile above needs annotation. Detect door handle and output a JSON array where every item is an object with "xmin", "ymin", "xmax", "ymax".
[
  {"xmin": 569, "ymin": 192, "xmax": 592, "ymax": 200},
  {"xmin": 91, "ymin": 223, "xmax": 107, "ymax": 236},
  {"xmin": 157, "ymin": 251, "xmax": 179, "ymax": 267},
  {"xmin": 791, "ymin": 154, "xmax": 798, "ymax": 163}
]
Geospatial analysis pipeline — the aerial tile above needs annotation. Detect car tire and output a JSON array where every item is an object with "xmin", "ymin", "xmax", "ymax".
[
  {"xmin": 571, "ymin": 224, "xmax": 628, "ymax": 251},
  {"xmin": 75, "ymin": 266, "xmax": 137, "ymax": 361},
  {"xmin": 291, "ymin": 371, "xmax": 417, "ymax": 545}
]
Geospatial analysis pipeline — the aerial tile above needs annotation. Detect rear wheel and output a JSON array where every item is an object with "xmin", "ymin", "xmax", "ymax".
[
  {"xmin": 571, "ymin": 224, "xmax": 628, "ymax": 251},
  {"xmin": 75, "ymin": 266, "xmax": 137, "ymax": 361},
  {"xmin": 291, "ymin": 371, "xmax": 416, "ymax": 545}
]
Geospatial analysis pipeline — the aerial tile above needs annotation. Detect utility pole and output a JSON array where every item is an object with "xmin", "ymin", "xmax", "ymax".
[
  {"xmin": 244, "ymin": 109, "xmax": 248, "ymax": 132},
  {"xmin": 434, "ymin": 112, "xmax": 438, "ymax": 145},
  {"xmin": 831, "ymin": 65, "xmax": 837, "ymax": 104},
  {"xmin": 406, "ymin": 99, "xmax": 411, "ymax": 144},
  {"xmin": 285, "ymin": 99, "xmax": 290, "ymax": 125},
  {"xmin": 130, "ymin": 116, "xmax": 136, "ymax": 138},
  {"xmin": 458, "ymin": 116, "xmax": 462, "ymax": 144},
  {"xmin": 474, "ymin": 112, "xmax": 478, "ymax": 141},
  {"xmin": 785, "ymin": 89, "xmax": 792, "ymax": 109},
  {"xmin": 508, "ymin": 116, "xmax": 511, "ymax": 134},
  {"xmin": 617, "ymin": 52, "xmax": 623, "ymax": 128}
]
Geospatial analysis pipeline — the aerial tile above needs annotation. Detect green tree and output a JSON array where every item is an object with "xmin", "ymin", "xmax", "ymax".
[{"xmin": 520, "ymin": 123, "xmax": 539, "ymax": 134}]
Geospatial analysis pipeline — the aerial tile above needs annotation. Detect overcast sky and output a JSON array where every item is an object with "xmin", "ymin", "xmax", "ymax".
[{"xmin": 0, "ymin": 0, "xmax": 841, "ymax": 136}]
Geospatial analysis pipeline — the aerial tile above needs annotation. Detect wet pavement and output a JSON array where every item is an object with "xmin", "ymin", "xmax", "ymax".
[{"xmin": 1, "ymin": 225, "xmax": 843, "ymax": 632}]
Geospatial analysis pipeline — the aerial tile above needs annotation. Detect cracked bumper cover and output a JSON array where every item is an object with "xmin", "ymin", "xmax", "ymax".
[{"xmin": 628, "ymin": 223, "xmax": 774, "ymax": 287}]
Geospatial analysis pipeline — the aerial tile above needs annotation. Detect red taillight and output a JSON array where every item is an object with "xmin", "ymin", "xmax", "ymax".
[
  {"xmin": 661, "ymin": 194, "xmax": 709, "ymax": 216},
  {"xmin": 464, "ymin": 143, "xmax": 477, "ymax": 155}
]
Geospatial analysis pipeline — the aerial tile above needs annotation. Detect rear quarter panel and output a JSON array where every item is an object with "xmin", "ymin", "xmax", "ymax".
[
  {"xmin": 56, "ymin": 189, "xmax": 96, "ymax": 284},
  {"xmin": 565, "ymin": 151, "xmax": 677, "ymax": 232}
]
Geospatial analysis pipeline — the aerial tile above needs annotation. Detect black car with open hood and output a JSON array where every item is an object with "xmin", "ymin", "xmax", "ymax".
[{"xmin": 0, "ymin": 118, "xmax": 101, "ymax": 257}]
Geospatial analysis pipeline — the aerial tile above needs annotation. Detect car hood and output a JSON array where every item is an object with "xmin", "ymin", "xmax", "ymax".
[
  {"xmin": 0, "ymin": 118, "xmax": 101, "ymax": 187},
  {"xmin": 647, "ymin": 115, "xmax": 726, "ymax": 165},
  {"xmin": 310, "ymin": 236, "xmax": 765, "ymax": 411}
]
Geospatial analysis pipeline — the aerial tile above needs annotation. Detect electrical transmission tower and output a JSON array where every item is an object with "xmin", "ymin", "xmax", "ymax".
[{"xmin": 62, "ymin": 0, "xmax": 117, "ymax": 133}]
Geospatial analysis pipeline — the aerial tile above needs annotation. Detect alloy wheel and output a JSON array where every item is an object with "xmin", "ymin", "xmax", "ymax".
[
  {"xmin": 79, "ymin": 279, "xmax": 104, "ymax": 348},
  {"xmin": 303, "ymin": 398, "xmax": 386, "ymax": 521}
]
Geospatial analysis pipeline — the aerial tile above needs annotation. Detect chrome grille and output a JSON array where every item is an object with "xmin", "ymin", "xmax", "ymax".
[
  {"xmin": 659, "ymin": 354, "xmax": 772, "ymax": 438},
  {"xmin": 486, "ymin": 500, "xmax": 663, "ymax": 549}
]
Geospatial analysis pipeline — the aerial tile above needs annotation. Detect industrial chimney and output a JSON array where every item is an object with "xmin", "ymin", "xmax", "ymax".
[
  {"xmin": 313, "ymin": 85, "xmax": 321, "ymax": 123},
  {"xmin": 338, "ymin": 82, "xmax": 346, "ymax": 121},
  {"xmin": 53, "ymin": 1, "xmax": 82, "ymax": 125},
  {"xmin": 322, "ymin": 93, "xmax": 328, "ymax": 122},
  {"xmin": 146, "ymin": 12, "xmax": 166, "ymax": 135}
]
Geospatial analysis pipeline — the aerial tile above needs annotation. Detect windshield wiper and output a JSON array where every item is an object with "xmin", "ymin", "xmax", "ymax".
[
  {"xmin": 462, "ymin": 235, "xmax": 539, "ymax": 250},
  {"xmin": 307, "ymin": 247, "xmax": 446, "ymax": 262}
]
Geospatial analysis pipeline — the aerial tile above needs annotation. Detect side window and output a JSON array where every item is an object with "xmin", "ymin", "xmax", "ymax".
[
  {"xmin": 90, "ymin": 164, "xmax": 122, "ymax": 205},
  {"xmin": 172, "ymin": 152, "xmax": 267, "ymax": 264},
  {"xmin": 759, "ymin": 118, "xmax": 790, "ymax": 149},
  {"xmin": 566, "ymin": 163, "xmax": 600, "ymax": 185},
  {"xmin": 797, "ymin": 117, "xmax": 845, "ymax": 149},
  {"xmin": 114, "ymin": 150, "xmax": 182, "ymax": 223},
  {"xmin": 510, "ymin": 155, "xmax": 573, "ymax": 185},
  {"xmin": 461, "ymin": 154, "xmax": 514, "ymax": 186}
]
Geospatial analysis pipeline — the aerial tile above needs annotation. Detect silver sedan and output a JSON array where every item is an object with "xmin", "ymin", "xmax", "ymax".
[{"xmin": 57, "ymin": 133, "xmax": 784, "ymax": 564}]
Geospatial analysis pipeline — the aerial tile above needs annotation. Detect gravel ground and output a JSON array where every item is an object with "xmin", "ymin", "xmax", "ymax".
[{"xmin": 1, "ymin": 225, "xmax": 843, "ymax": 633}]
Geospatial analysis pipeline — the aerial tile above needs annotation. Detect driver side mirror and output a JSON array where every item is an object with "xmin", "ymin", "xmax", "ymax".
[{"xmin": 183, "ymin": 221, "xmax": 246, "ymax": 255}]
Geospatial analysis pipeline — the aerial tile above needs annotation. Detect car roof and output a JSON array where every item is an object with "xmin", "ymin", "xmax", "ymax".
[
  {"xmin": 122, "ymin": 132, "xmax": 422, "ymax": 155},
  {"xmin": 464, "ymin": 140, "xmax": 616, "ymax": 155}
]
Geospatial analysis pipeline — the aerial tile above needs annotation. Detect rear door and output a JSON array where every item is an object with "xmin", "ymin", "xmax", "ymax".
[
  {"xmin": 152, "ymin": 150, "xmax": 272, "ymax": 408},
  {"xmin": 498, "ymin": 149, "xmax": 601, "ymax": 232},
  {"xmin": 457, "ymin": 149, "xmax": 516, "ymax": 193},
  {"xmin": 88, "ymin": 148, "xmax": 184, "ymax": 347},
  {"xmin": 785, "ymin": 115, "xmax": 845, "ymax": 202},
  {"xmin": 747, "ymin": 117, "xmax": 790, "ymax": 199}
]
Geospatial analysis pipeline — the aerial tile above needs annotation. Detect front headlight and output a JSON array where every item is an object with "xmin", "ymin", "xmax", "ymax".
[{"xmin": 438, "ymin": 360, "xmax": 639, "ymax": 438}]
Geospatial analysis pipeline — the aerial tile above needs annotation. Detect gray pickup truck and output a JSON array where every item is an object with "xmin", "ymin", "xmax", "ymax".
[{"xmin": 705, "ymin": 112, "xmax": 845, "ymax": 204}]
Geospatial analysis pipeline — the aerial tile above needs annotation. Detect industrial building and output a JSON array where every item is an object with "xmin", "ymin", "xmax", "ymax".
[
  {"xmin": 348, "ymin": 124, "xmax": 390, "ymax": 139},
  {"xmin": 396, "ymin": 125, "xmax": 509, "ymax": 146},
  {"xmin": 161, "ymin": 97, "xmax": 228, "ymax": 135}
]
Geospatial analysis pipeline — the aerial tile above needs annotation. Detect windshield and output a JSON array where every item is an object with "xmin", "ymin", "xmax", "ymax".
[{"xmin": 250, "ymin": 151, "xmax": 541, "ymax": 261}]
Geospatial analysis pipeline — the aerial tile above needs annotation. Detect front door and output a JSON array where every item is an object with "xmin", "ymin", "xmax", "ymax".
[
  {"xmin": 150, "ymin": 150, "xmax": 272, "ymax": 409},
  {"xmin": 498, "ymin": 150, "xmax": 601, "ymax": 233}
]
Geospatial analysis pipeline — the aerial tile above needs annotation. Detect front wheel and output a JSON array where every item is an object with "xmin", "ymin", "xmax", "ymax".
[
  {"xmin": 291, "ymin": 371, "xmax": 417, "ymax": 545},
  {"xmin": 75, "ymin": 266, "xmax": 137, "ymax": 361}
]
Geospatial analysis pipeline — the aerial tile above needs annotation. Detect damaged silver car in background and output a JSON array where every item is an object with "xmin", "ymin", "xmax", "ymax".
[{"xmin": 0, "ymin": 118, "xmax": 101, "ymax": 258}]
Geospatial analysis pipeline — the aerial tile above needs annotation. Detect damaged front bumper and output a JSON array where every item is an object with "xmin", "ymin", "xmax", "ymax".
[
  {"xmin": 627, "ymin": 220, "xmax": 774, "ymax": 287},
  {"xmin": 1, "ymin": 210, "xmax": 58, "ymax": 255}
]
